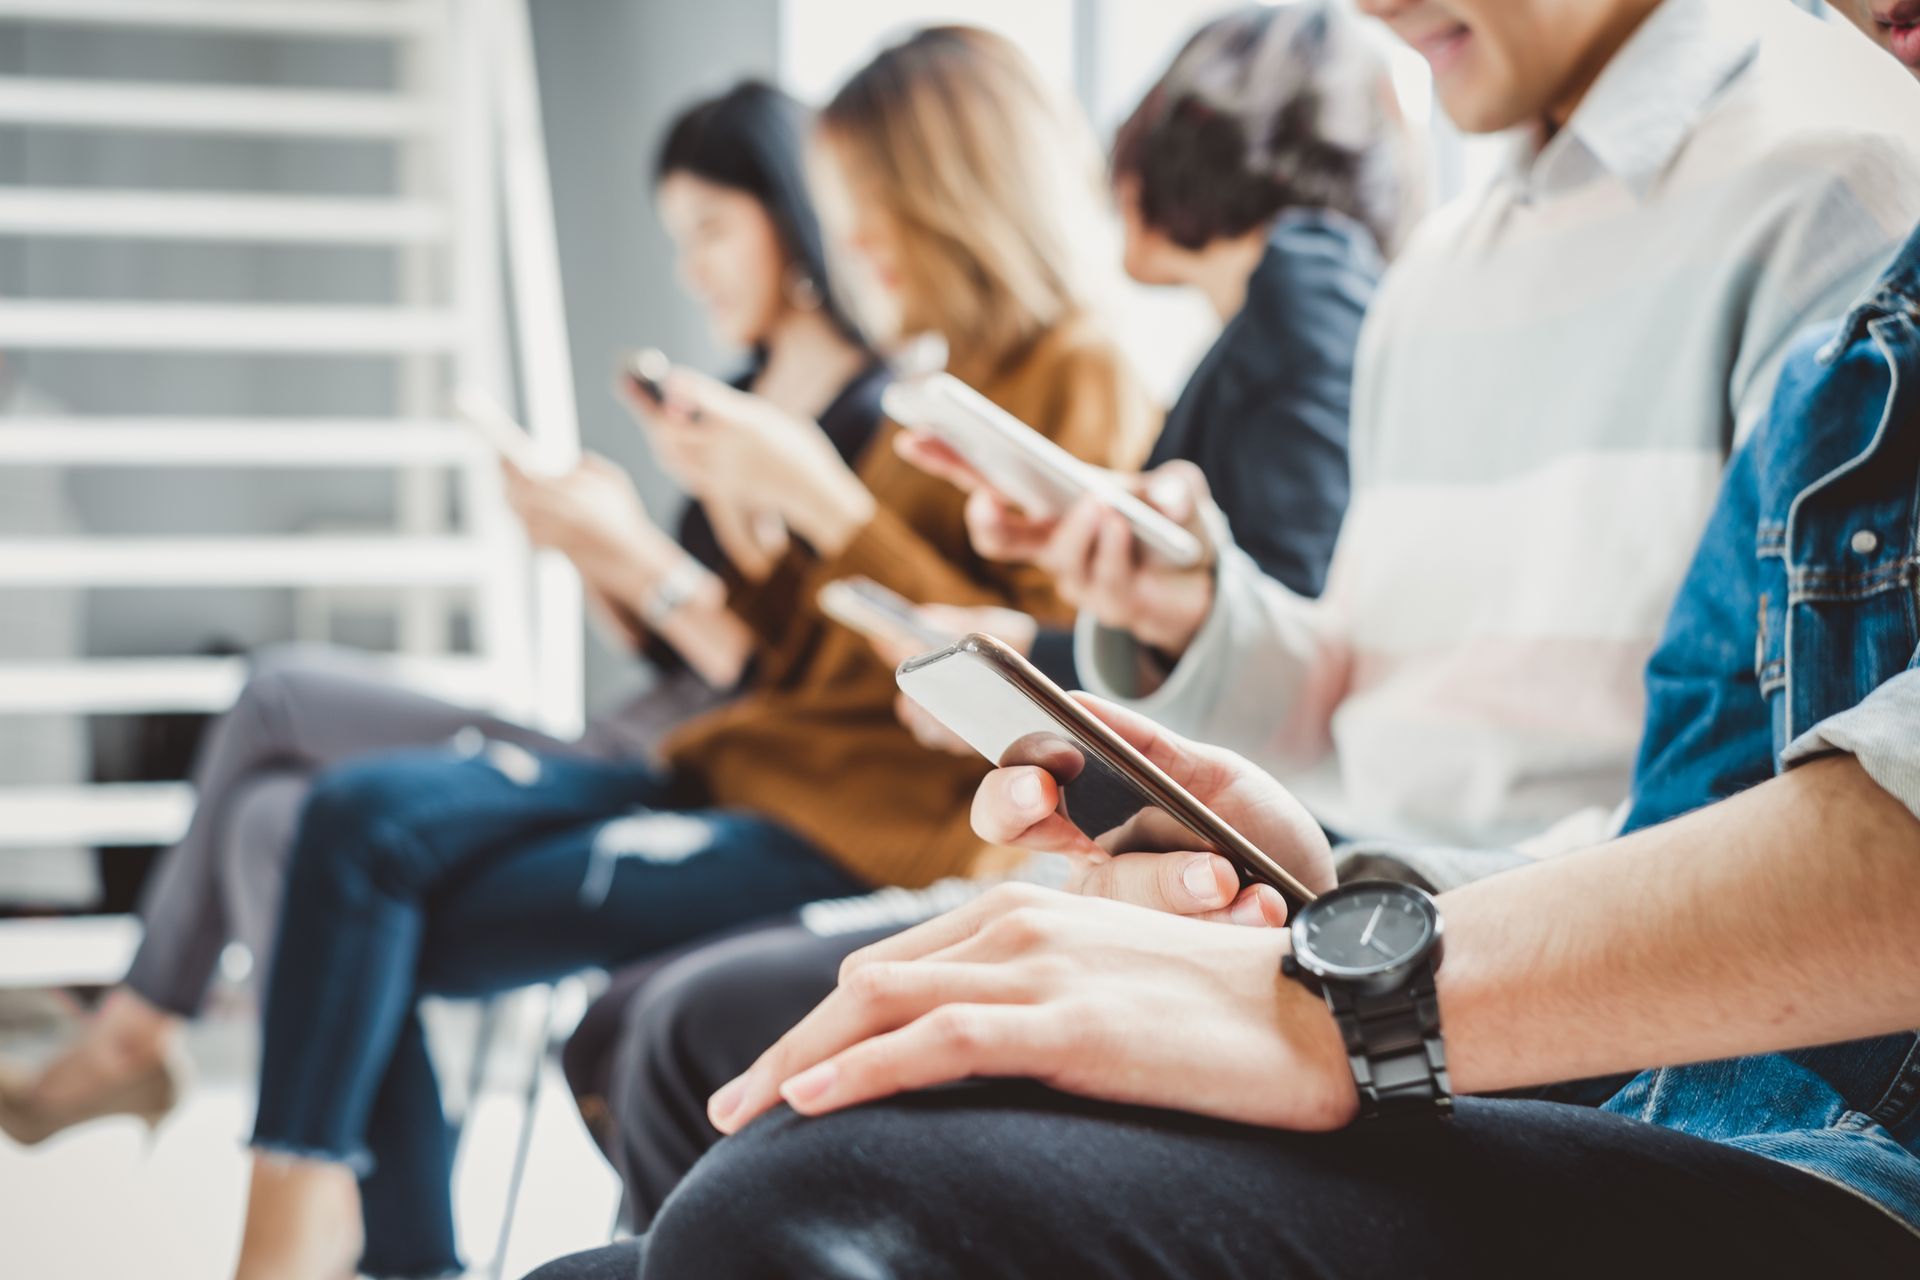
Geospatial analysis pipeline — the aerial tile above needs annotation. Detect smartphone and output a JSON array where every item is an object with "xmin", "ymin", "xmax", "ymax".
[
  {"xmin": 622, "ymin": 347, "xmax": 673, "ymax": 405},
  {"xmin": 452, "ymin": 387, "xmax": 557, "ymax": 476},
  {"xmin": 881, "ymin": 372, "xmax": 1205, "ymax": 569},
  {"xmin": 819, "ymin": 577, "xmax": 955, "ymax": 651},
  {"xmin": 896, "ymin": 633, "xmax": 1316, "ymax": 909}
]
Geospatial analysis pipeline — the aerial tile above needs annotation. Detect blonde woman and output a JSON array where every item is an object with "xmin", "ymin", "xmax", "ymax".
[{"xmin": 224, "ymin": 28, "xmax": 1154, "ymax": 1280}]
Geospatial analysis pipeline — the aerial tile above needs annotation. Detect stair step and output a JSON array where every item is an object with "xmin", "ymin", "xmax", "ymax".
[
  {"xmin": 0, "ymin": 915, "xmax": 143, "ymax": 989},
  {"xmin": 0, "ymin": 188, "xmax": 447, "ymax": 244},
  {"xmin": 0, "ymin": 419, "xmax": 483, "ymax": 466},
  {"xmin": 0, "ymin": 536, "xmax": 491, "ymax": 587},
  {"xmin": 0, "ymin": 75, "xmax": 432, "ymax": 138},
  {"xmin": 0, "ymin": 653, "xmax": 497, "ymax": 714},
  {"xmin": 0, "ymin": 0, "xmax": 438, "ymax": 39},
  {"xmin": 0, "ymin": 783, "xmax": 192, "ymax": 848},
  {"xmin": 0, "ymin": 302, "xmax": 461, "ymax": 353}
]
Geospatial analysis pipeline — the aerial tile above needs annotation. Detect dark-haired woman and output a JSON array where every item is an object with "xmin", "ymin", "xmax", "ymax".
[
  {"xmin": 0, "ymin": 72, "xmax": 881, "ymax": 1241},
  {"xmin": 219, "ymin": 30, "xmax": 1152, "ymax": 1280}
]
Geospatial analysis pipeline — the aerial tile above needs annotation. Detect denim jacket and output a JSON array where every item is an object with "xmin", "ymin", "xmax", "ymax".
[{"xmin": 1615, "ymin": 222, "xmax": 1920, "ymax": 1231}]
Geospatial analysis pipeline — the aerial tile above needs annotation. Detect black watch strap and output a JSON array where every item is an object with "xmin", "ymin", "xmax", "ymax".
[{"xmin": 1322, "ymin": 963, "xmax": 1452, "ymax": 1121}]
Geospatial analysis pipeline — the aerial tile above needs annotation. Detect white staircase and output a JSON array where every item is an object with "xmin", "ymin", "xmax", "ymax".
[{"xmin": 0, "ymin": 0, "xmax": 584, "ymax": 967}]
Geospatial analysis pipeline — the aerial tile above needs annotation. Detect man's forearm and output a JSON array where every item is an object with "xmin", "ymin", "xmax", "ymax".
[{"xmin": 1439, "ymin": 757, "xmax": 1920, "ymax": 1096}]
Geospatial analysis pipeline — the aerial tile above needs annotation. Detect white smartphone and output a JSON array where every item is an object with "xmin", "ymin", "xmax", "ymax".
[
  {"xmin": 452, "ymin": 387, "xmax": 558, "ymax": 476},
  {"xmin": 881, "ymin": 372, "xmax": 1204, "ymax": 569},
  {"xmin": 819, "ymin": 577, "xmax": 955, "ymax": 651}
]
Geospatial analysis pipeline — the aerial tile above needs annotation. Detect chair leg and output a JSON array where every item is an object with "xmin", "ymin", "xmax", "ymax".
[
  {"xmin": 450, "ymin": 994, "xmax": 505, "ymax": 1165},
  {"xmin": 489, "ymin": 982, "xmax": 561, "ymax": 1280}
]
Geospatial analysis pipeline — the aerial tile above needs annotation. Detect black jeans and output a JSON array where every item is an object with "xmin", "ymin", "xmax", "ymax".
[{"xmin": 535, "ymin": 1086, "xmax": 1920, "ymax": 1279}]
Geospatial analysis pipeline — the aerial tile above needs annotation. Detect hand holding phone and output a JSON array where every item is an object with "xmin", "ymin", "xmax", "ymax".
[
  {"xmin": 882, "ymin": 372, "xmax": 1204, "ymax": 568},
  {"xmin": 897, "ymin": 634, "xmax": 1321, "ymax": 912},
  {"xmin": 622, "ymin": 347, "xmax": 673, "ymax": 407}
]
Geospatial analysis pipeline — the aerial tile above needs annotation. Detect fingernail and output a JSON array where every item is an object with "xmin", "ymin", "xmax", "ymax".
[
  {"xmin": 708, "ymin": 1076, "xmax": 745, "ymax": 1123},
  {"xmin": 1011, "ymin": 772, "xmax": 1045, "ymax": 813},
  {"xmin": 1229, "ymin": 893, "xmax": 1270, "ymax": 928},
  {"xmin": 780, "ymin": 1062, "xmax": 838, "ymax": 1108},
  {"xmin": 1182, "ymin": 855, "xmax": 1220, "ymax": 902}
]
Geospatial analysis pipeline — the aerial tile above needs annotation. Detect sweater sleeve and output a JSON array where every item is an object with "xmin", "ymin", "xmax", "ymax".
[{"xmin": 1074, "ymin": 510, "xmax": 1350, "ymax": 774}]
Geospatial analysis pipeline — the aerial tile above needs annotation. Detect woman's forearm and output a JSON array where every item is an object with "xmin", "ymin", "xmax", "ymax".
[
  {"xmin": 588, "ymin": 541, "xmax": 756, "ymax": 690},
  {"xmin": 1438, "ymin": 756, "xmax": 1920, "ymax": 1097}
]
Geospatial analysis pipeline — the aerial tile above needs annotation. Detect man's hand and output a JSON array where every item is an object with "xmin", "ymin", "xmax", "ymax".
[
  {"xmin": 971, "ymin": 693, "xmax": 1335, "ymax": 925},
  {"xmin": 706, "ymin": 884, "xmax": 1357, "ymax": 1136}
]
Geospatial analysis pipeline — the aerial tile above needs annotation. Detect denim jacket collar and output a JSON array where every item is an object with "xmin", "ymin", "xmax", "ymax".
[
  {"xmin": 1514, "ymin": 0, "xmax": 1758, "ymax": 203},
  {"xmin": 1822, "ymin": 222, "xmax": 1920, "ymax": 359}
]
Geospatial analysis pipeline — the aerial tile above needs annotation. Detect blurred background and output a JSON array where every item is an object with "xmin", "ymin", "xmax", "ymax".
[{"xmin": 0, "ymin": 1, "xmax": 1833, "ymax": 1276}]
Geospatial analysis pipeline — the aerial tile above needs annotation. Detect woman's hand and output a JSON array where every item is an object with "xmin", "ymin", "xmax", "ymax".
[
  {"xmin": 643, "ymin": 367, "xmax": 876, "ymax": 555},
  {"xmin": 502, "ymin": 453, "xmax": 673, "ymax": 574},
  {"xmin": 971, "ymin": 693, "xmax": 1335, "ymax": 926},
  {"xmin": 705, "ymin": 884, "xmax": 1357, "ymax": 1136},
  {"xmin": 893, "ymin": 438, "xmax": 1218, "ymax": 659}
]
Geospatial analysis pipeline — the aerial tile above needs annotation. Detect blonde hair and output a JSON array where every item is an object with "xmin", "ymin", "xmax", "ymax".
[{"xmin": 819, "ymin": 26, "xmax": 1117, "ymax": 371}]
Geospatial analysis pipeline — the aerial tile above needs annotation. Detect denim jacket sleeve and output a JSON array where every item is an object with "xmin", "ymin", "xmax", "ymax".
[{"xmin": 1626, "ymin": 223, "xmax": 1920, "ymax": 833}]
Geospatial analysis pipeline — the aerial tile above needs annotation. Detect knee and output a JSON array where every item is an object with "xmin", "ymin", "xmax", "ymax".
[
  {"xmin": 643, "ymin": 1108, "xmax": 926, "ymax": 1280},
  {"xmin": 290, "ymin": 758, "xmax": 432, "ymax": 893},
  {"xmin": 231, "ymin": 648, "xmax": 334, "ymax": 742},
  {"xmin": 622, "ymin": 930, "xmax": 833, "ymax": 1108}
]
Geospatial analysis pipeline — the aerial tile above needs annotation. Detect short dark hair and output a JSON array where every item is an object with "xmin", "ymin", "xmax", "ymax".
[
  {"xmin": 655, "ymin": 80, "xmax": 865, "ymax": 346},
  {"xmin": 1111, "ymin": 3, "xmax": 1411, "ymax": 254}
]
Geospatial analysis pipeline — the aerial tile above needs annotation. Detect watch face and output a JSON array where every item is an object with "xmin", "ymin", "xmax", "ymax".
[{"xmin": 1295, "ymin": 883, "xmax": 1435, "ymax": 978}]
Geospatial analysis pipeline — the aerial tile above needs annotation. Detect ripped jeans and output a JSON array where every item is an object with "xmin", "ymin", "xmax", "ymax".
[{"xmin": 249, "ymin": 743, "xmax": 864, "ymax": 1280}]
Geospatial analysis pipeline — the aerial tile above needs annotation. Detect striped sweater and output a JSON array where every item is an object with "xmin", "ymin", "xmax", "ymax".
[{"xmin": 1078, "ymin": 0, "xmax": 1920, "ymax": 857}]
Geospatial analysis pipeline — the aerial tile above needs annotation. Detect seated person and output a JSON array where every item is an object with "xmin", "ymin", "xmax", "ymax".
[
  {"xmin": 534, "ymin": 0, "xmax": 1920, "ymax": 1242},
  {"xmin": 219, "ymin": 29, "xmax": 1156, "ymax": 1280},
  {"xmin": 936, "ymin": 0, "xmax": 1920, "ymax": 879},
  {"xmin": 532, "ymin": 206, "xmax": 1920, "ymax": 1278},
  {"xmin": 0, "ymin": 78, "xmax": 884, "ymax": 1146},
  {"xmin": 654, "ymin": 685, "xmax": 1920, "ymax": 1278},
  {"xmin": 563, "ymin": 0, "xmax": 1418, "ymax": 1194},
  {"xmin": 556, "ymin": 202, "xmax": 1920, "ymax": 1266}
]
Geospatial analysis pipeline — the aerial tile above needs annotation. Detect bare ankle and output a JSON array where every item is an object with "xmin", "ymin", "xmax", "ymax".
[{"xmin": 234, "ymin": 1152, "xmax": 363, "ymax": 1280}]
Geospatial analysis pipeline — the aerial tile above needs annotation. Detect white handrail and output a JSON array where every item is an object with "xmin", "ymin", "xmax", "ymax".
[{"xmin": 487, "ymin": 0, "xmax": 585, "ymax": 737}]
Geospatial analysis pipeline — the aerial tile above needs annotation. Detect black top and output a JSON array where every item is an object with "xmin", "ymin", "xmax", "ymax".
[{"xmin": 1028, "ymin": 211, "xmax": 1379, "ymax": 686}]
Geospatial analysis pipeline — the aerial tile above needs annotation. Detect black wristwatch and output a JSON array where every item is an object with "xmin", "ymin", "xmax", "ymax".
[{"xmin": 1282, "ymin": 880, "xmax": 1451, "ymax": 1122}]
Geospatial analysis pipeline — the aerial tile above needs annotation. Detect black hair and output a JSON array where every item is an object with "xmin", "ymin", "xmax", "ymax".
[
  {"xmin": 654, "ymin": 80, "xmax": 866, "ymax": 347},
  {"xmin": 1110, "ymin": 3, "xmax": 1408, "ymax": 254}
]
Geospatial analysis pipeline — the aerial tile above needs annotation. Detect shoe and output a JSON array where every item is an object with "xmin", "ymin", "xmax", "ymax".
[{"xmin": 0, "ymin": 1046, "xmax": 188, "ymax": 1146}]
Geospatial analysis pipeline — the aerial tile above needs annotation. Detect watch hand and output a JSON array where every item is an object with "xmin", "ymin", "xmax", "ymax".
[
  {"xmin": 1368, "ymin": 935, "xmax": 1399, "ymax": 957},
  {"xmin": 1358, "ymin": 903, "xmax": 1385, "ymax": 948}
]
